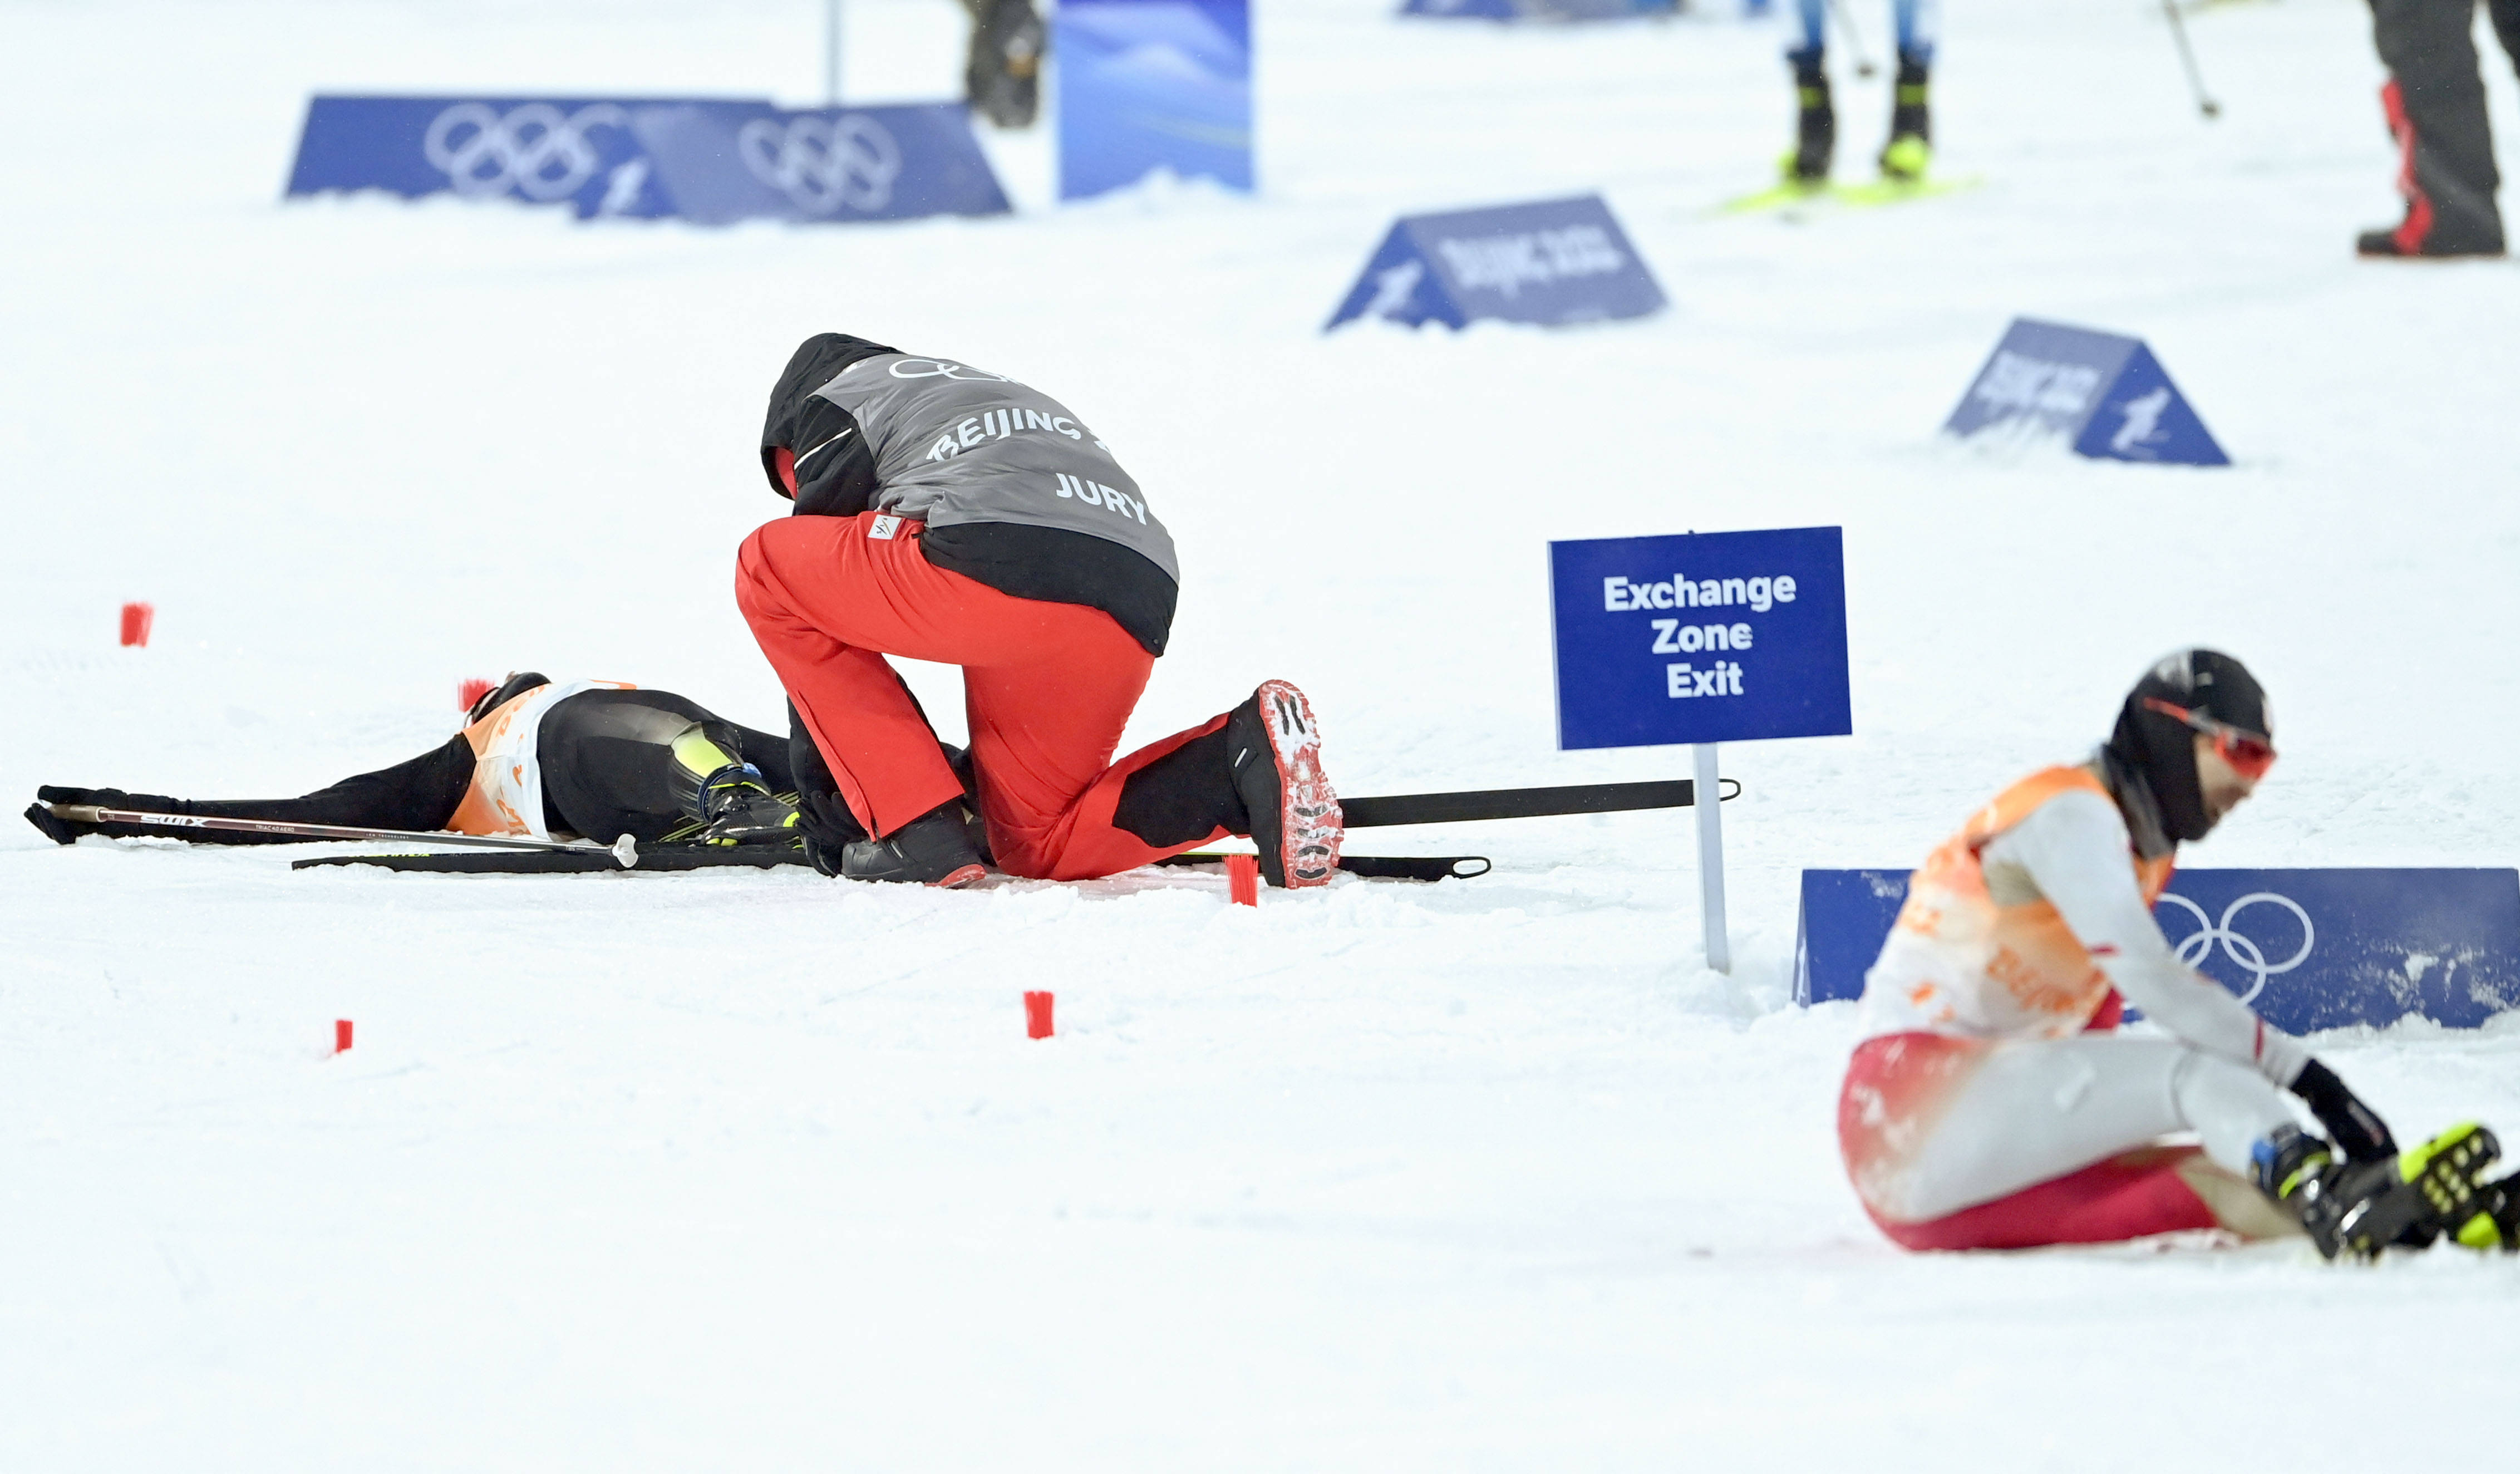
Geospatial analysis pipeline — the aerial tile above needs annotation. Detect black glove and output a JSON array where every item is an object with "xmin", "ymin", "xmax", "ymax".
[
  {"xmin": 2291, "ymin": 1059, "xmax": 2398, "ymax": 1163},
  {"xmin": 26, "ymin": 786, "xmax": 182, "ymax": 844}
]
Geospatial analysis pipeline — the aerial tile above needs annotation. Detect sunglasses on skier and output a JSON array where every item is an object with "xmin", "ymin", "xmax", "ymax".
[{"xmin": 2144, "ymin": 697, "xmax": 2277, "ymax": 780}]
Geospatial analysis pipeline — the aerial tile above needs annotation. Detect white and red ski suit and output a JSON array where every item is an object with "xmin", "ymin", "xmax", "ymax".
[{"xmin": 1840, "ymin": 765, "xmax": 2305, "ymax": 1249}]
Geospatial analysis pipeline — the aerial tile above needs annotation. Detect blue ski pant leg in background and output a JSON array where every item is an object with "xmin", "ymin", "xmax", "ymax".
[
  {"xmin": 1788, "ymin": 0, "xmax": 1937, "ymax": 67},
  {"xmin": 1791, "ymin": 0, "xmax": 1825, "ymax": 66},
  {"xmin": 1896, "ymin": 0, "xmax": 1937, "ymax": 65}
]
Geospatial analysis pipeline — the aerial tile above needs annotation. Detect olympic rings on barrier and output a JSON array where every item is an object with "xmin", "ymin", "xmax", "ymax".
[
  {"xmin": 424, "ymin": 102, "xmax": 627, "ymax": 202},
  {"xmin": 737, "ymin": 114, "xmax": 903, "ymax": 215},
  {"xmin": 2157, "ymin": 891, "xmax": 2316, "ymax": 1006}
]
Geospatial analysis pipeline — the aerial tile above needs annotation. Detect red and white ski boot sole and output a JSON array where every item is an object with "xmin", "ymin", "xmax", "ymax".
[{"xmin": 1254, "ymin": 679, "xmax": 1343, "ymax": 887}]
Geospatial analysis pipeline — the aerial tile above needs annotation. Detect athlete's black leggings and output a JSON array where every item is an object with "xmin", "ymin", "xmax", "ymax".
[{"xmin": 33, "ymin": 690, "xmax": 790, "ymax": 846}]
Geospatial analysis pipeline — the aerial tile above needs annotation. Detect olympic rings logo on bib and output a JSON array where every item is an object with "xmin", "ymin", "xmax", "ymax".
[
  {"xmin": 2156, "ymin": 892, "xmax": 2316, "ymax": 1006},
  {"xmin": 424, "ymin": 102, "xmax": 627, "ymax": 201},
  {"xmin": 738, "ymin": 115, "xmax": 903, "ymax": 215}
]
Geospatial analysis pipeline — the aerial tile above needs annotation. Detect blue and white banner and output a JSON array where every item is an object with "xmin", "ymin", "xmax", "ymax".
[
  {"xmin": 1943, "ymin": 317, "xmax": 2229, "ymax": 466},
  {"xmin": 1400, "ymin": 0, "xmax": 1676, "ymax": 18},
  {"xmin": 1056, "ymin": 0, "xmax": 1252, "ymax": 201},
  {"xmin": 1549, "ymin": 527, "xmax": 1850, "ymax": 751},
  {"xmin": 1794, "ymin": 867, "xmax": 2520, "ymax": 1033},
  {"xmin": 1326, "ymin": 194, "xmax": 1665, "ymax": 331},
  {"xmin": 284, "ymin": 96, "xmax": 1009, "ymax": 225}
]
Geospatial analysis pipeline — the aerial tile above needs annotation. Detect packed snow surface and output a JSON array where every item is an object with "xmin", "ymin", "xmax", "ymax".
[{"xmin": 6, "ymin": 0, "xmax": 2520, "ymax": 1467}]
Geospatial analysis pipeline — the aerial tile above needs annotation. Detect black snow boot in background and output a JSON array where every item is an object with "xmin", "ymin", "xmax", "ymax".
[
  {"xmin": 2361, "ymin": 0, "xmax": 2507, "ymax": 257},
  {"xmin": 964, "ymin": 0, "xmax": 1046, "ymax": 129},
  {"xmin": 1785, "ymin": 51, "xmax": 1834, "ymax": 186},
  {"xmin": 1879, "ymin": 53, "xmax": 1932, "ymax": 182},
  {"xmin": 839, "ymin": 800, "xmax": 988, "ymax": 887}
]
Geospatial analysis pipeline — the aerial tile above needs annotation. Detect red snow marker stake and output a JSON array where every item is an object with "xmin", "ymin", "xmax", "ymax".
[
  {"xmin": 1024, "ymin": 991, "xmax": 1054, "ymax": 1039},
  {"xmin": 119, "ymin": 602, "xmax": 154, "ymax": 647},
  {"xmin": 457, "ymin": 677, "xmax": 494, "ymax": 713},
  {"xmin": 1226, "ymin": 853, "xmax": 1259, "ymax": 907},
  {"xmin": 334, "ymin": 1019, "xmax": 353, "ymax": 1054}
]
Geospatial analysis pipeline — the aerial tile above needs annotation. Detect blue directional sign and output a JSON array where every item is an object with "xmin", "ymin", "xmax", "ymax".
[
  {"xmin": 1057, "ymin": 0, "xmax": 1252, "ymax": 201},
  {"xmin": 1793, "ymin": 867, "xmax": 2520, "ymax": 1033},
  {"xmin": 284, "ymin": 96, "xmax": 1008, "ymax": 225},
  {"xmin": 1325, "ymin": 195, "xmax": 1666, "ymax": 332},
  {"xmin": 1943, "ymin": 317, "xmax": 2228, "ymax": 466},
  {"xmin": 1549, "ymin": 527, "xmax": 1850, "ymax": 750}
]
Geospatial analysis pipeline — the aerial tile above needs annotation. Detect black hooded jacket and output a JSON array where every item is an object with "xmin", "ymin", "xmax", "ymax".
[{"xmin": 757, "ymin": 333, "xmax": 1178, "ymax": 656}]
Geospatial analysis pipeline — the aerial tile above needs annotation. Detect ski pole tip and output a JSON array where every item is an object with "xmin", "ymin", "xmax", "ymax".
[{"xmin": 613, "ymin": 834, "xmax": 639, "ymax": 869}]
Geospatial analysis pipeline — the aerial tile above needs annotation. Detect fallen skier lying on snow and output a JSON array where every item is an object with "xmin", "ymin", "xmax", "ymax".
[
  {"xmin": 1839, "ymin": 649, "xmax": 2520, "ymax": 1260},
  {"xmin": 25, "ymin": 672, "xmax": 823, "ymax": 855},
  {"xmin": 24, "ymin": 671, "xmax": 1456, "ymax": 882}
]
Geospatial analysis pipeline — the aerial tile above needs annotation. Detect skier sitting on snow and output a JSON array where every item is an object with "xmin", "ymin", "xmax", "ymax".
[
  {"xmin": 24, "ymin": 673, "xmax": 815, "ymax": 853},
  {"xmin": 739, "ymin": 333, "xmax": 1342, "ymax": 890},
  {"xmin": 1839, "ymin": 650, "xmax": 2519, "ymax": 1259}
]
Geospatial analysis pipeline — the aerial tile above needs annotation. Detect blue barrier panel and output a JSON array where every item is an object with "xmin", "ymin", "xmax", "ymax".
[
  {"xmin": 631, "ymin": 103, "xmax": 1010, "ymax": 224},
  {"xmin": 1794, "ymin": 867, "xmax": 2520, "ymax": 1033},
  {"xmin": 286, "ymin": 96, "xmax": 700, "ymax": 218},
  {"xmin": 1401, "ymin": 0, "xmax": 1677, "ymax": 18},
  {"xmin": 1548, "ymin": 527, "xmax": 1850, "ymax": 750},
  {"xmin": 1942, "ymin": 317, "xmax": 2228, "ymax": 466},
  {"xmin": 1325, "ymin": 194, "xmax": 1665, "ymax": 331},
  {"xmin": 285, "ymin": 96, "xmax": 1007, "ymax": 225},
  {"xmin": 1057, "ymin": 0, "xmax": 1252, "ymax": 201}
]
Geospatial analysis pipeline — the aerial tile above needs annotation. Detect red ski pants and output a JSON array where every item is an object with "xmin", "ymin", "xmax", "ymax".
[
  {"xmin": 1838, "ymin": 1033, "xmax": 2288, "ymax": 1251},
  {"xmin": 736, "ymin": 513, "xmax": 1232, "ymax": 880}
]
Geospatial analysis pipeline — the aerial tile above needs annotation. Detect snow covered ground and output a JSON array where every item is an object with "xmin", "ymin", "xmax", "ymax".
[{"xmin": 6, "ymin": 0, "xmax": 2520, "ymax": 1466}]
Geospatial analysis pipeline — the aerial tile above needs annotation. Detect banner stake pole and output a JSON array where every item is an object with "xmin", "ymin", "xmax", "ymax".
[
  {"xmin": 825, "ymin": 0, "xmax": 842, "ymax": 106},
  {"xmin": 1695, "ymin": 742, "xmax": 1730, "ymax": 973}
]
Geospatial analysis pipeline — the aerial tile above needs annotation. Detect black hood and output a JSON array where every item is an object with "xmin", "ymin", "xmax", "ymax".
[
  {"xmin": 2101, "ymin": 648, "xmax": 2270, "ymax": 845},
  {"xmin": 758, "ymin": 333, "xmax": 897, "ymax": 499}
]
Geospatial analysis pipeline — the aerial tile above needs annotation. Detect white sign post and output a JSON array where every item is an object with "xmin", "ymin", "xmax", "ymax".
[{"xmin": 1694, "ymin": 742, "xmax": 1730, "ymax": 972}]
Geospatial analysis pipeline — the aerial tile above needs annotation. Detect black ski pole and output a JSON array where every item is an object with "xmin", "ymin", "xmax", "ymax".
[
  {"xmin": 42, "ymin": 804, "xmax": 640, "ymax": 868},
  {"xmin": 2161, "ymin": 0, "xmax": 2221, "ymax": 118},
  {"xmin": 1339, "ymin": 777, "xmax": 1740, "ymax": 829},
  {"xmin": 1825, "ymin": 0, "xmax": 1879, "ymax": 79}
]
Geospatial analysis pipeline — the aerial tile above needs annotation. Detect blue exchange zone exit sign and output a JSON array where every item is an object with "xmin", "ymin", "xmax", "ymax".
[{"xmin": 1550, "ymin": 527, "xmax": 1853, "ymax": 750}]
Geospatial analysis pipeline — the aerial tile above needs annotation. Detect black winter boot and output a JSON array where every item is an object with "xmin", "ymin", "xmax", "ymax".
[
  {"xmin": 662, "ymin": 721, "xmax": 799, "ymax": 846},
  {"xmin": 840, "ymin": 800, "xmax": 988, "ymax": 887},
  {"xmin": 1879, "ymin": 53, "xmax": 1932, "ymax": 182},
  {"xmin": 2255, "ymin": 1122, "xmax": 2504, "ymax": 1259},
  {"xmin": 1222, "ymin": 680, "xmax": 1342, "ymax": 888},
  {"xmin": 1784, "ymin": 52, "xmax": 1834, "ymax": 186},
  {"xmin": 966, "ymin": 0, "xmax": 1045, "ymax": 129}
]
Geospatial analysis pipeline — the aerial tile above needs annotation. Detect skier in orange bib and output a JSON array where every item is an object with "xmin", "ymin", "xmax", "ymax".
[
  {"xmin": 1839, "ymin": 650, "xmax": 2515, "ymax": 1257},
  {"xmin": 26, "ymin": 674, "xmax": 805, "ymax": 852}
]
